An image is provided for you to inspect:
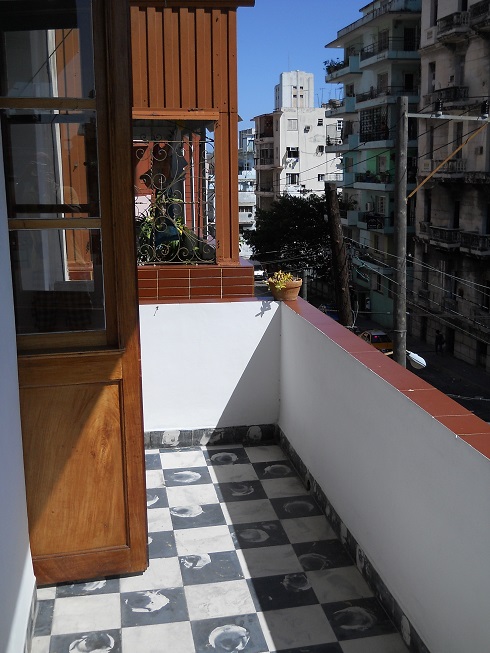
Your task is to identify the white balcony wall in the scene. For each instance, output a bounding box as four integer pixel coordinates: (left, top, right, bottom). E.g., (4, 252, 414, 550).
(140, 302, 281, 431)
(140, 298, 490, 651)
(0, 135, 36, 653)
(279, 303, 490, 653)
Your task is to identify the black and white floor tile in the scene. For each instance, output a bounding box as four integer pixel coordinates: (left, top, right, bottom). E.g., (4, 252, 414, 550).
(32, 444, 409, 653)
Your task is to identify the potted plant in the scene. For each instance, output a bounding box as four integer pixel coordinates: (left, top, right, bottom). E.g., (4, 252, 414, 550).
(267, 270, 303, 301)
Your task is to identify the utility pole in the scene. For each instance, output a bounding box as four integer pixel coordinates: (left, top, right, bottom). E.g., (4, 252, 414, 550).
(325, 182, 353, 327)
(393, 96, 408, 367)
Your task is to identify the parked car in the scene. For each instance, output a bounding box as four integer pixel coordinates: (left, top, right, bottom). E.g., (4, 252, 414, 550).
(252, 262, 265, 281)
(359, 329, 393, 353)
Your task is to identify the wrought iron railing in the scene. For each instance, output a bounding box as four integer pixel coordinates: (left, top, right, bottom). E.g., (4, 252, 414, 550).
(360, 36, 419, 61)
(134, 123, 216, 265)
(424, 86, 469, 104)
(356, 85, 418, 102)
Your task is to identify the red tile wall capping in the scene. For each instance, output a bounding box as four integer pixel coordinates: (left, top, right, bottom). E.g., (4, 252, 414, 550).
(286, 298, 490, 459)
(137, 260, 254, 301)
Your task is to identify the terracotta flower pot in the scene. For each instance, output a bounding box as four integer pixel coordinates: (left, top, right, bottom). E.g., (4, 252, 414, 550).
(268, 279, 303, 301)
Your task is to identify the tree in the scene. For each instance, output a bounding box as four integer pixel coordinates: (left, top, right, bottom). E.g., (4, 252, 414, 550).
(244, 194, 330, 274)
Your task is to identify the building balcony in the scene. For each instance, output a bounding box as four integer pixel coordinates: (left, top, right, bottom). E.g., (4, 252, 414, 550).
(334, 0, 422, 40)
(437, 10, 470, 41)
(470, 0, 490, 30)
(355, 85, 419, 105)
(460, 231, 490, 256)
(341, 208, 360, 226)
(32, 295, 490, 652)
(423, 86, 469, 108)
(255, 185, 275, 195)
(419, 158, 467, 179)
(354, 172, 394, 191)
(360, 37, 420, 62)
(429, 225, 461, 249)
(325, 54, 361, 82)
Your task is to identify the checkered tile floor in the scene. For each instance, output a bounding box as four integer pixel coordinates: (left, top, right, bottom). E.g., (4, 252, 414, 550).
(32, 444, 408, 652)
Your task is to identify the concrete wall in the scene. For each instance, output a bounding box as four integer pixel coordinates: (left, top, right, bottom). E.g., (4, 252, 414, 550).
(278, 303, 490, 653)
(140, 301, 281, 431)
(0, 136, 36, 653)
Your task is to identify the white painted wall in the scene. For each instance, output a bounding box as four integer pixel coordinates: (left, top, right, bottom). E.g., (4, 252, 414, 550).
(0, 136, 36, 653)
(140, 301, 281, 431)
(278, 304, 490, 653)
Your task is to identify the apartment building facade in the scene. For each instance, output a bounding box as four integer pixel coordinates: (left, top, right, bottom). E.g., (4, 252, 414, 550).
(254, 71, 341, 212)
(238, 127, 256, 256)
(411, 0, 490, 368)
(325, 0, 421, 326)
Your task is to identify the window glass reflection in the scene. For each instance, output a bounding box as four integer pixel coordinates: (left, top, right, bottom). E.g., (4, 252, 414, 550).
(0, 0, 94, 99)
(2, 110, 99, 217)
(10, 228, 105, 334)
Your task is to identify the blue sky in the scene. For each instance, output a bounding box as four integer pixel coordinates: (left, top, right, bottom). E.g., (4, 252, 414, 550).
(237, 1, 363, 130)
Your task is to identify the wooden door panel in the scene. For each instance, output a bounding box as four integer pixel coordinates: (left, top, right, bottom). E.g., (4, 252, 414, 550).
(18, 350, 147, 585)
(21, 382, 126, 555)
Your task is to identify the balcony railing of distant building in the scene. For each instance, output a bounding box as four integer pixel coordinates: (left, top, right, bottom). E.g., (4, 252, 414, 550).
(355, 171, 393, 184)
(359, 127, 396, 142)
(437, 10, 469, 36)
(424, 86, 469, 105)
(337, 0, 422, 39)
(432, 158, 467, 174)
(360, 36, 419, 61)
(255, 158, 274, 166)
(419, 225, 461, 246)
(460, 232, 490, 254)
(255, 184, 274, 193)
(470, 0, 490, 25)
(356, 85, 418, 103)
(325, 59, 349, 75)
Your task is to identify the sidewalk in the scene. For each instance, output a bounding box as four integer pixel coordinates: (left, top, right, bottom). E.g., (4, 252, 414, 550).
(356, 314, 490, 423)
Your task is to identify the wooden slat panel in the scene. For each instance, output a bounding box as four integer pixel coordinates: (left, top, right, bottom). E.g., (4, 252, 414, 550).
(163, 7, 181, 107)
(18, 350, 124, 387)
(212, 9, 226, 111)
(179, 8, 196, 108)
(228, 10, 238, 114)
(196, 8, 213, 108)
(147, 6, 164, 107)
(131, 6, 149, 108)
(22, 382, 127, 555)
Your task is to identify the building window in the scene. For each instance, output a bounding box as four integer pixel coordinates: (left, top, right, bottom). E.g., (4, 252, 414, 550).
(317, 145, 325, 154)
(288, 119, 298, 130)
(318, 174, 325, 182)
(286, 147, 299, 158)
(286, 173, 299, 185)
(317, 119, 323, 127)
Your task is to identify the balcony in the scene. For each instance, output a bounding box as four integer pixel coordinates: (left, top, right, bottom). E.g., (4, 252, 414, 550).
(354, 171, 394, 189)
(429, 226, 461, 249)
(325, 55, 361, 82)
(437, 11, 470, 41)
(432, 158, 467, 179)
(335, 0, 422, 40)
(460, 231, 490, 256)
(360, 36, 419, 62)
(423, 85, 469, 107)
(356, 85, 419, 104)
(470, 0, 490, 31)
(31, 297, 490, 652)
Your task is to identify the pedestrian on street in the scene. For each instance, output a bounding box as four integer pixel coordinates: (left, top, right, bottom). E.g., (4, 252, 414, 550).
(435, 329, 445, 355)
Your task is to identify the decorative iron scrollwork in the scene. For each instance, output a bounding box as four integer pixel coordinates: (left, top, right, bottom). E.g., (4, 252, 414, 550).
(134, 121, 216, 264)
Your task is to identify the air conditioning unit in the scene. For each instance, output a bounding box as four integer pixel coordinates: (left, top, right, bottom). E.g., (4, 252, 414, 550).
(365, 202, 374, 212)
(421, 159, 432, 172)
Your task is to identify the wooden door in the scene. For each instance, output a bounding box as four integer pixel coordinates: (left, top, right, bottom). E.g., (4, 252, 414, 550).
(0, 0, 148, 585)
